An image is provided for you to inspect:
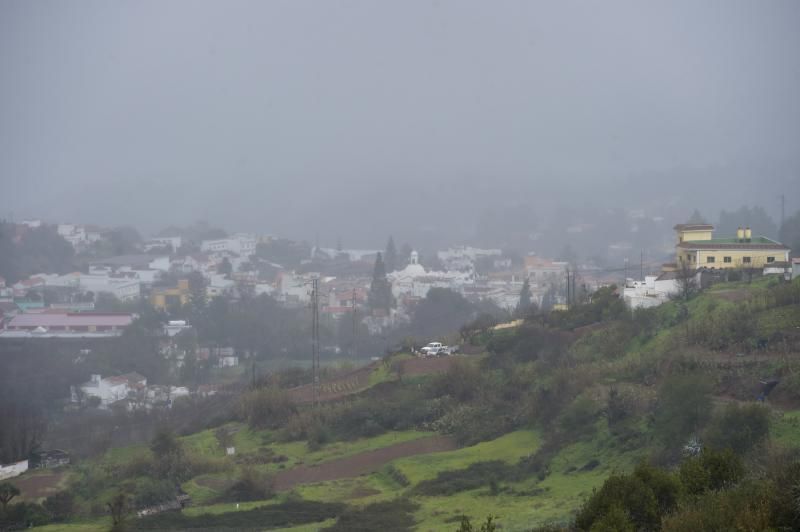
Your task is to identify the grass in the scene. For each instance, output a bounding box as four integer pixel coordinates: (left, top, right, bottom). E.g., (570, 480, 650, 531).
(393, 430, 541, 484)
(34, 520, 110, 532)
(771, 409, 800, 447)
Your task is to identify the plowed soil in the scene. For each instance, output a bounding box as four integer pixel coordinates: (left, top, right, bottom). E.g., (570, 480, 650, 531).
(273, 435, 456, 491)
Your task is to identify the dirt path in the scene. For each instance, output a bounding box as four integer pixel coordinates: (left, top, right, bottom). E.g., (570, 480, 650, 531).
(273, 435, 456, 491)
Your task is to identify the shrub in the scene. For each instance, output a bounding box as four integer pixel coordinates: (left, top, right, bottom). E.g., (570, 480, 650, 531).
(575, 473, 660, 531)
(558, 395, 598, 439)
(575, 462, 679, 531)
(679, 448, 744, 496)
(413, 461, 513, 496)
(42, 491, 75, 522)
(134, 500, 345, 530)
(385, 464, 410, 487)
(238, 387, 296, 429)
(220, 468, 274, 502)
(704, 403, 769, 455)
(322, 499, 418, 532)
(129, 478, 176, 509)
(653, 374, 713, 449)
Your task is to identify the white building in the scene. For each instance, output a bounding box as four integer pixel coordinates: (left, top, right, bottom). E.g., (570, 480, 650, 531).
(78, 373, 147, 408)
(388, 251, 472, 299)
(201, 234, 257, 258)
(46, 272, 141, 301)
(622, 272, 686, 309)
(206, 274, 235, 298)
(143, 236, 182, 253)
(437, 246, 502, 272)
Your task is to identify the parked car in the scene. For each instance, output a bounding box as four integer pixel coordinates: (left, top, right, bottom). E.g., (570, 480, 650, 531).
(420, 342, 443, 356)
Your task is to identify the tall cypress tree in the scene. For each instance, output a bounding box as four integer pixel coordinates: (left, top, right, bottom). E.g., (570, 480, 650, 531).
(384, 236, 398, 273)
(516, 278, 533, 316)
(368, 252, 393, 313)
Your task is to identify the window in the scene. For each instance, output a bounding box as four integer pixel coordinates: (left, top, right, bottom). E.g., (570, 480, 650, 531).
(767, 257, 775, 263)
(707, 256, 715, 263)
(724, 257, 732, 263)
(743, 257, 751, 263)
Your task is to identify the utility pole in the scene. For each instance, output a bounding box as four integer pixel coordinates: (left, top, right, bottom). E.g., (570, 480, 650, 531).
(565, 267, 571, 308)
(572, 268, 578, 305)
(351, 288, 357, 358)
(311, 278, 320, 407)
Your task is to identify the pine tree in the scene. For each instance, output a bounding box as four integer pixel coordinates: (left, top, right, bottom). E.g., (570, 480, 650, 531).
(384, 236, 398, 273)
(368, 252, 393, 313)
(687, 209, 706, 224)
(516, 278, 533, 316)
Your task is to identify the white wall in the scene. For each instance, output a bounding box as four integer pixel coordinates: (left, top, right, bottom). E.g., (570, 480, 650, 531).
(0, 460, 29, 480)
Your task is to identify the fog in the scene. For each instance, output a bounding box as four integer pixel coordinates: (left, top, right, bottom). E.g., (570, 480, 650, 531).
(2, 0, 799, 246)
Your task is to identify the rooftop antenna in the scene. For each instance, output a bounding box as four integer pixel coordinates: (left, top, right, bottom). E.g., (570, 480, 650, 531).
(780, 194, 785, 229)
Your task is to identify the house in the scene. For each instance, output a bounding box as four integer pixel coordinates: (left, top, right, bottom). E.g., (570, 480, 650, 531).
(79, 372, 147, 407)
(163, 320, 192, 337)
(622, 272, 688, 309)
(30, 449, 70, 469)
(143, 236, 182, 253)
(673, 224, 789, 270)
(3, 311, 134, 337)
(524, 256, 568, 284)
(200, 234, 257, 258)
(218, 355, 239, 368)
(150, 279, 191, 310)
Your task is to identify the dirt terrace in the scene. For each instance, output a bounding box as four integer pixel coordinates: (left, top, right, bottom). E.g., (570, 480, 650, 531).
(273, 435, 456, 491)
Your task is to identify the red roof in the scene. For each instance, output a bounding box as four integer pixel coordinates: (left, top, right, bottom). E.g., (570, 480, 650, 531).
(8, 313, 134, 328)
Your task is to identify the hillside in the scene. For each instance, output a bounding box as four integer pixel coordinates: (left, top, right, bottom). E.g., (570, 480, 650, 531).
(13, 276, 800, 531)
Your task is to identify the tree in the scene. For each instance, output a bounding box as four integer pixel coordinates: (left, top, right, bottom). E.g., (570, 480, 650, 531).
(218, 257, 233, 276)
(107, 492, 129, 530)
(653, 374, 713, 449)
(368, 253, 393, 313)
(717, 206, 778, 240)
(515, 278, 533, 317)
(779, 209, 800, 257)
(687, 209, 707, 224)
(0, 483, 20, 512)
(42, 491, 75, 522)
(384, 236, 398, 273)
(674, 260, 698, 302)
(409, 288, 475, 340)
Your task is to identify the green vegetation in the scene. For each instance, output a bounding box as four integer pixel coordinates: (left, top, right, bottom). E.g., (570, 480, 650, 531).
(8, 276, 800, 530)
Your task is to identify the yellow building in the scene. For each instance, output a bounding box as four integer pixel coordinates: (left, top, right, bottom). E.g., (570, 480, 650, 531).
(150, 279, 191, 310)
(674, 223, 789, 270)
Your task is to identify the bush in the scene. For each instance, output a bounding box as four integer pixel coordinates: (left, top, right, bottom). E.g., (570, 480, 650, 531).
(413, 461, 513, 496)
(704, 403, 769, 455)
(134, 500, 345, 530)
(220, 469, 274, 503)
(653, 374, 713, 449)
(42, 491, 75, 522)
(130, 478, 176, 508)
(679, 448, 744, 496)
(575, 463, 680, 531)
(558, 395, 598, 439)
(238, 388, 296, 429)
(322, 499, 418, 532)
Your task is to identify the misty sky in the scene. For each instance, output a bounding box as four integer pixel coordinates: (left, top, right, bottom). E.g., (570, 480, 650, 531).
(2, 1, 799, 246)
